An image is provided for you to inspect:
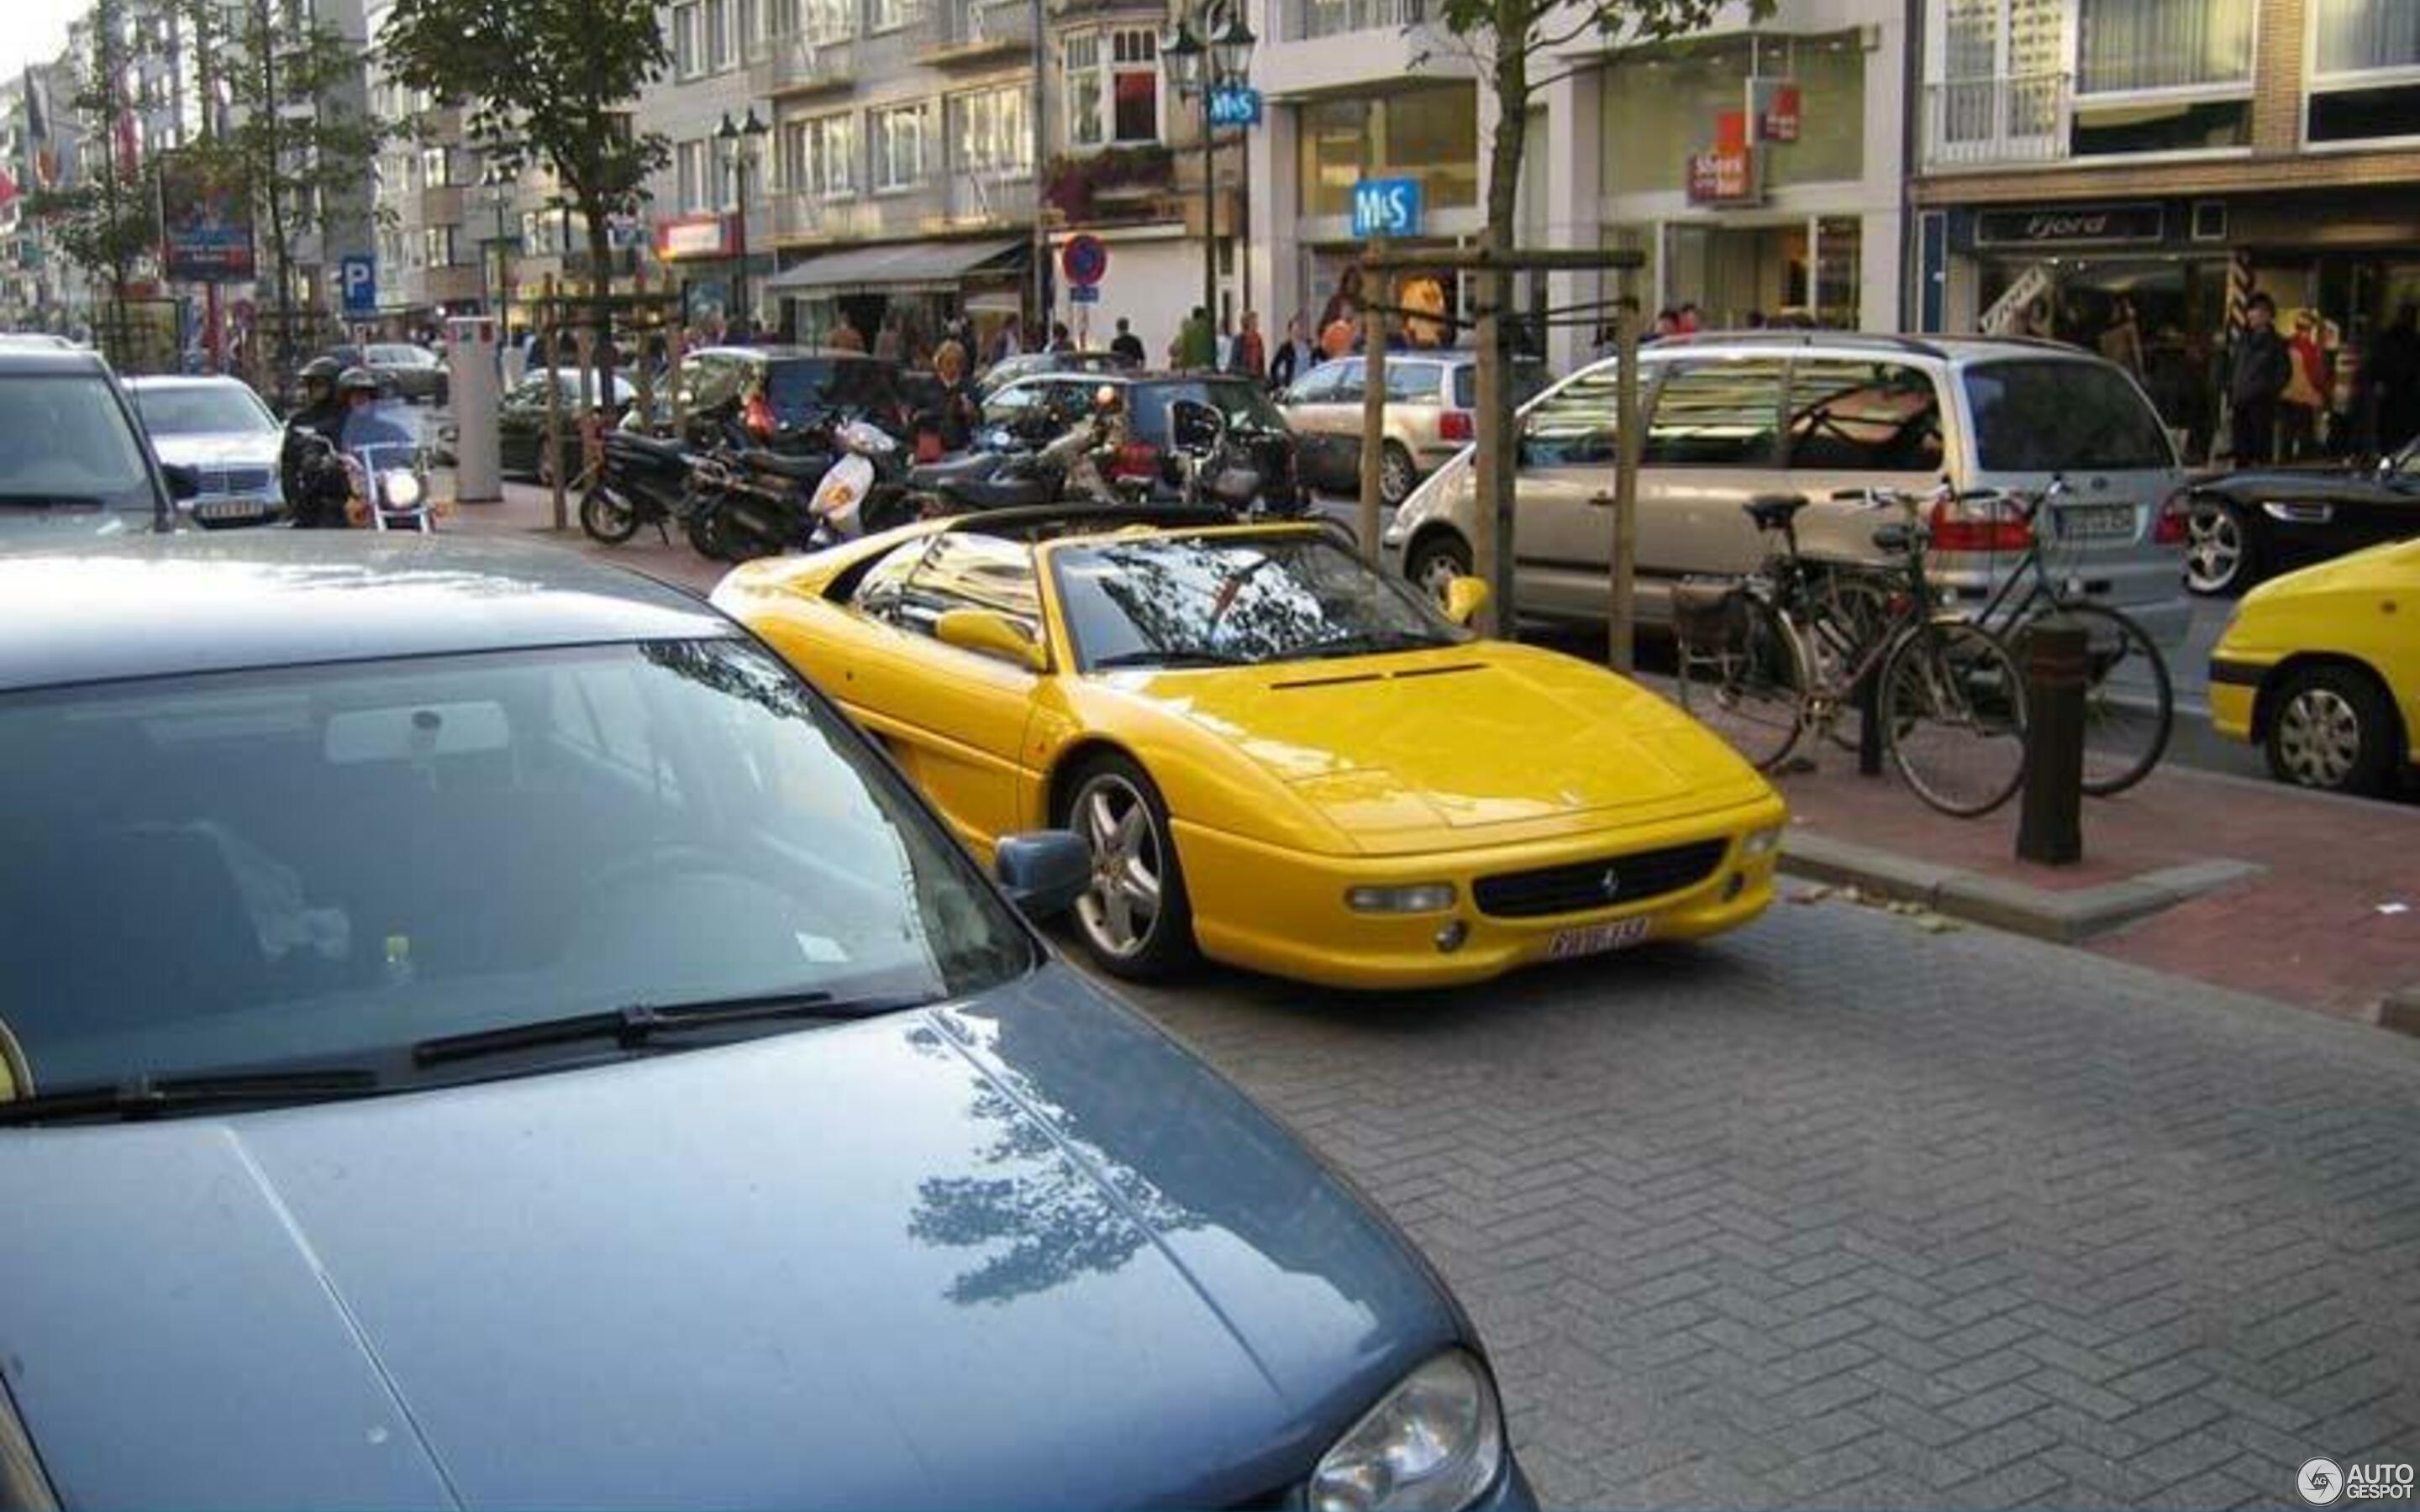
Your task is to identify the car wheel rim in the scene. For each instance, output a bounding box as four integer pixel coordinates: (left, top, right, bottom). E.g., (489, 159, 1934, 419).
(1415, 550, 1463, 604)
(1381, 449, 1413, 505)
(2277, 688, 2361, 788)
(1074, 777, 1162, 958)
(2186, 507, 2240, 591)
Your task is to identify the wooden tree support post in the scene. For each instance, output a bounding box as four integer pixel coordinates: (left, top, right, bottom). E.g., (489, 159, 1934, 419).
(1357, 239, 1388, 565)
(540, 275, 565, 532)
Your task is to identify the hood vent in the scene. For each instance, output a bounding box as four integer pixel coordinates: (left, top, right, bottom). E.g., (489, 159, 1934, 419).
(1269, 671, 1383, 690)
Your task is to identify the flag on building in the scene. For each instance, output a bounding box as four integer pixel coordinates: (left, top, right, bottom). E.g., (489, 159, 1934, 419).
(22, 66, 54, 188)
(0, 169, 18, 211)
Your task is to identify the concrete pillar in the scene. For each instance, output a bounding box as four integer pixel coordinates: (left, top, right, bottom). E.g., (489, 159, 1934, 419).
(1543, 68, 1602, 373)
(1251, 88, 1302, 343)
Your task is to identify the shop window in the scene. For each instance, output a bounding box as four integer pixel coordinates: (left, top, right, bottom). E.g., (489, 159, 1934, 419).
(1297, 81, 1476, 218)
(1642, 360, 1786, 467)
(1785, 361, 1943, 474)
(1601, 33, 1865, 197)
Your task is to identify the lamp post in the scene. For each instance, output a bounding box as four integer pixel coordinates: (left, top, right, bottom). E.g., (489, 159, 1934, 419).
(717, 108, 769, 333)
(1160, 3, 1255, 349)
(478, 160, 517, 338)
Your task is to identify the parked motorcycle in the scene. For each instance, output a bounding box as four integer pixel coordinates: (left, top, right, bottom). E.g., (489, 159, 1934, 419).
(579, 430, 697, 545)
(681, 442, 835, 561)
(802, 417, 918, 547)
(903, 393, 1145, 517)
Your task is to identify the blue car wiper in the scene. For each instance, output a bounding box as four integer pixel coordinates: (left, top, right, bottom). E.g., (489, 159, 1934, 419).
(413, 990, 920, 1068)
(0, 1067, 381, 1126)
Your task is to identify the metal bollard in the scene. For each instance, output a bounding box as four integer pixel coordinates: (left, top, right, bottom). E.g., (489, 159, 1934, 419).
(2017, 617, 2089, 866)
(1856, 665, 1885, 778)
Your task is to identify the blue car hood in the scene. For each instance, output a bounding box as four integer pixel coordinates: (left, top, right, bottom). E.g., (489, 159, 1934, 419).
(0, 964, 1460, 1509)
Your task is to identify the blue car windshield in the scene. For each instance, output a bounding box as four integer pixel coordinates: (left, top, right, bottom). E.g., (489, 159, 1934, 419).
(0, 639, 1033, 1090)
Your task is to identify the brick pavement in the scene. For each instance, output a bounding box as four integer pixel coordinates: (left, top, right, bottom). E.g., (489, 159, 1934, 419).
(1109, 905, 2420, 1510)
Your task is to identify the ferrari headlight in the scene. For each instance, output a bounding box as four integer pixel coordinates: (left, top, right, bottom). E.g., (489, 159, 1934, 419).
(1741, 825, 1784, 857)
(381, 469, 424, 508)
(1346, 883, 1456, 914)
(1309, 1351, 1504, 1512)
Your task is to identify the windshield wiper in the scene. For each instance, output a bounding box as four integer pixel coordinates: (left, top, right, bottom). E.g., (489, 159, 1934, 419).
(0, 1067, 381, 1126)
(1088, 648, 1255, 669)
(413, 990, 918, 1068)
(1295, 630, 1455, 660)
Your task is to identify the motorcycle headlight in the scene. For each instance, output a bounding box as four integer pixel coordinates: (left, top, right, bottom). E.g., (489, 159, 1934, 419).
(1308, 1352, 1505, 1512)
(381, 470, 424, 508)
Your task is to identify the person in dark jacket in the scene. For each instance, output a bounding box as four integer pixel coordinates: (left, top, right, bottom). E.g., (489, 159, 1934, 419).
(2228, 293, 2291, 466)
(1109, 318, 1146, 366)
(2367, 302, 2420, 456)
(1266, 315, 1316, 391)
(279, 356, 350, 528)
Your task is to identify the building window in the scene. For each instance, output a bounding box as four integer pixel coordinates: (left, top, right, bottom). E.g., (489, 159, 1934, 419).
(2068, 0, 2254, 153)
(872, 103, 929, 190)
(1109, 29, 1159, 143)
(871, 0, 912, 33)
(676, 139, 713, 212)
(736, 0, 760, 54)
(2309, 0, 2420, 143)
(1064, 33, 1103, 148)
(673, 3, 702, 75)
(784, 112, 856, 195)
(950, 84, 1031, 177)
(704, 0, 732, 71)
(1297, 81, 1476, 217)
(2314, 0, 2420, 74)
(423, 225, 457, 267)
(769, 0, 798, 34)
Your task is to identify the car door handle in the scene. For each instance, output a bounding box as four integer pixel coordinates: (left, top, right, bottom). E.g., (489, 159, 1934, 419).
(1587, 491, 1617, 507)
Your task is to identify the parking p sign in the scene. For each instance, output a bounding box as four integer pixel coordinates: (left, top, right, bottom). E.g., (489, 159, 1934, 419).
(1350, 177, 1422, 240)
(339, 255, 377, 317)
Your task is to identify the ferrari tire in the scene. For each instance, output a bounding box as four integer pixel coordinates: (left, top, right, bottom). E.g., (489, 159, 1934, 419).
(1060, 754, 1198, 980)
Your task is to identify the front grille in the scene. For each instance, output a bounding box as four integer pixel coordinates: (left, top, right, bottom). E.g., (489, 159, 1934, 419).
(1472, 838, 1729, 920)
(197, 465, 275, 496)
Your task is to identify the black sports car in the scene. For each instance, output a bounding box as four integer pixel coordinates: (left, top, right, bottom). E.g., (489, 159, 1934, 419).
(2182, 439, 2420, 595)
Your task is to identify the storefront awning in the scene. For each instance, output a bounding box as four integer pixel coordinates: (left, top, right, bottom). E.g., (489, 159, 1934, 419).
(765, 239, 1023, 296)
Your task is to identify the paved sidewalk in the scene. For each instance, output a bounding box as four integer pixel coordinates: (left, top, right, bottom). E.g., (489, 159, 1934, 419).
(446, 482, 728, 596)
(1770, 753, 2420, 1026)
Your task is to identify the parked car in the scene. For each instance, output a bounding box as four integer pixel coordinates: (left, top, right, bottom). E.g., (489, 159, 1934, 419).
(716, 506, 1786, 989)
(0, 333, 80, 350)
(0, 533, 1533, 1512)
(2179, 437, 2420, 596)
(498, 368, 638, 484)
(0, 345, 190, 538)
(1386, 333, 2194, 649)
(124, 375, 287, 528)
(982, 371, 1302, 508)
(673, 345, 909, 440)
(366, 342, 450, 406)
(1279, 353, 1550, 505)
(2208, 536, 2419, 796)
(976, 349, 1139, 398)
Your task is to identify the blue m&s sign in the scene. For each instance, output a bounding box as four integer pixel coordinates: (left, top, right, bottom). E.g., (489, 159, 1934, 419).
(1350, 177, 1422, 239)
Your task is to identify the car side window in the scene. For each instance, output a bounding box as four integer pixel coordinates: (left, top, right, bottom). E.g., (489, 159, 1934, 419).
(1287, 365, 1338, 404)
(682, 354, 739, 412)
(1328, 360, 1366, 405)
(1642, 360, 1787, 467)
(897, 534, 1043, 646)
(1518, 366, 1622, 468)
(1785, 360, 1944, 474)
(1386, 362, 1440, 404)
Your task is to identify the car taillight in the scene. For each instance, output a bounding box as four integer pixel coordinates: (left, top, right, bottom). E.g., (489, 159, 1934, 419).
(1928, 496, 2033, 553)
(1439, 409, 1474, 443)
(2153, 490, 2190, 546)
(744, 391, 776, 440)
(1112, 441, 1161, 480)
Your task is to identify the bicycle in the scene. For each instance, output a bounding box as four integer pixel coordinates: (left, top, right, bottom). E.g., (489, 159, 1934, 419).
(1964, 475, 2174, 797)
(1673, 483, 2031, 819)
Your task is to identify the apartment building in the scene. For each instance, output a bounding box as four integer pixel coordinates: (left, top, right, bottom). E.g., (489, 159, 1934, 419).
(365, 0, 483, 327)
(1912, 0, 2420, 458)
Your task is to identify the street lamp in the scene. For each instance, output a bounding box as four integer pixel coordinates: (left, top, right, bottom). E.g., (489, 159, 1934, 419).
(717, 107, 769, 333)
(1160, 4, 1254, 353)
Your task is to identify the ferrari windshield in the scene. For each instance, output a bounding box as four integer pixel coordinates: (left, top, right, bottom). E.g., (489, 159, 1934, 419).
(1054, 533, 1469, 669)
(0, 638, 1032, 1094)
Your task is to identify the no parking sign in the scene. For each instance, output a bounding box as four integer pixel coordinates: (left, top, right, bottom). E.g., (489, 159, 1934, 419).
(1060, 235, 1108, 289)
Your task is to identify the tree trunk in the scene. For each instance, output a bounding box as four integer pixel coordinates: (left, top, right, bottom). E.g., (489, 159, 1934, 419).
(586, 202, 618, 392)
(260, 0, 295, 376)
(1472, 29, 1528, 635)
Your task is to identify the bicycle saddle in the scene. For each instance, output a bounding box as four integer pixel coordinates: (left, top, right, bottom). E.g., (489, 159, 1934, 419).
(1743, 493, 1810, 530)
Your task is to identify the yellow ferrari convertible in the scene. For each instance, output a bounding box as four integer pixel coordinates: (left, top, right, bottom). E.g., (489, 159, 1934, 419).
(713, 508, 1788, 990)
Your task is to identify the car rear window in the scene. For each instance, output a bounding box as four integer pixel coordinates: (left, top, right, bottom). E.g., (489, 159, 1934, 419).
(1453, 359, 1549, 411)
(1963, 360, 2174, 472)
(1128, 379, 1287, 441)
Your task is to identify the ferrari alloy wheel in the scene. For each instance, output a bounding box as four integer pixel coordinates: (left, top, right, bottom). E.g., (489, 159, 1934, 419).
(2185, 500, 2255, 596)
(1379, 442, 1417, 507)
(2267, 665, 2398, 796)
(1063, 757, 1197, 979)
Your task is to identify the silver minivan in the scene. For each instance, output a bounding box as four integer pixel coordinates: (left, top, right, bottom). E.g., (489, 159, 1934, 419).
(1383, 333, 2194, 649)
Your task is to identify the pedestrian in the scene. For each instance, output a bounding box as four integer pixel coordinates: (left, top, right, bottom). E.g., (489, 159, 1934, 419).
(829, 312, 866, 352)
(1175, 305, 1216, 371)
(873, 310, 903, 362)
(2097, 295, 2144, 379)
(1744, 308, 1768, 331)
(2228, 292, 2291, 467)
(2280, 311, 2328, 461)
(1318, 265, 1363, 337)
(928, 339, 979, 451)
(1050, 320, 1072, 353)
(1676, 302, 1701, 334)
(1650, 308, 1681, 342)
(1268, 315, 1314, 390)
(990, 315, 1023, 365)
(2368, 302, 2420, 455)
(1318, 309, 1355, 360)
(1230, 310, 1267, 381)
(1109, 317, 1146, 366)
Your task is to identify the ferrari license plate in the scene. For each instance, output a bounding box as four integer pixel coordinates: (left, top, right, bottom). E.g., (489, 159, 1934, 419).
(2056, 503, 2135, 538)
(1546, 916, 1653, 960)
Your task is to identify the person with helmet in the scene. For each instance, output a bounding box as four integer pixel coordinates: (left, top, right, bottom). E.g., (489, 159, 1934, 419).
(280, 355, 350, 528)
(334, 367, 422, 528)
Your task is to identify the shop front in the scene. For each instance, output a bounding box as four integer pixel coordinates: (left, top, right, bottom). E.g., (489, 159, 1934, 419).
(1925, 189, 2420, 463)
(761, 237, 1028, 356)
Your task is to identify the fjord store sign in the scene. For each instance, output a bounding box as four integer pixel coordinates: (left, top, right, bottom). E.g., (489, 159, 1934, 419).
(1974, 203, 2167, 248)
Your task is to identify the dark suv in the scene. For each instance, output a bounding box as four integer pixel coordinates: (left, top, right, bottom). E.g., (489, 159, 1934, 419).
(981, 371, 1301, 507)
(0, 347, 186, 539)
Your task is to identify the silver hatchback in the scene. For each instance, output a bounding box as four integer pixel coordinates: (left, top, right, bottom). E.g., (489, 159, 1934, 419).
(1385, 333, 2194, 649)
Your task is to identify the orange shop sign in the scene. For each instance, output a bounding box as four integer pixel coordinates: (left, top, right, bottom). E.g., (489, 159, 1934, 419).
(655, 214, 734, 262)
(1686, 144, 1761, 206)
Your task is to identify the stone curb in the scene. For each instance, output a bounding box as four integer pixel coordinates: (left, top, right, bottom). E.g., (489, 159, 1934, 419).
(2381, 983, 2420, 1040)
(1777, 832, 2266, 945)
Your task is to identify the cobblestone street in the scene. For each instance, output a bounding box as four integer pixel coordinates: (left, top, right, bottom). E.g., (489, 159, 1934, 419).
(1106, 901, 2420, 1509)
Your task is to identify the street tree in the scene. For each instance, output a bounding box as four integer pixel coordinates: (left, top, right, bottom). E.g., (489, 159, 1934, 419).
(1418, 0, 1772, 633)
(171, 0, 388, 372)
(29, 0, 157, 351)
(376, 0, 671, 386)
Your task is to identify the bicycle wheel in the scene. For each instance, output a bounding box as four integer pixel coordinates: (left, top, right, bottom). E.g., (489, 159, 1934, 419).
(2028, 604, 2171, 797)
(1881, 621, 2029, 817)
(1675, 588, 1805, 773)
(1808, 568, 1899, 753)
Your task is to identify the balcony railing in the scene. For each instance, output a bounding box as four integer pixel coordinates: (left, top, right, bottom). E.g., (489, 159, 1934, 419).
(1288, 0, 1424, 42)
(1923, 73, 2071, 171)
(748, 29, 859, 95)
(768, 171, 1034, 243)
(923, 0, 1034, 58)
